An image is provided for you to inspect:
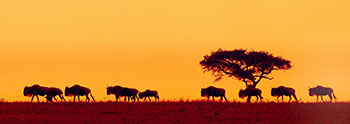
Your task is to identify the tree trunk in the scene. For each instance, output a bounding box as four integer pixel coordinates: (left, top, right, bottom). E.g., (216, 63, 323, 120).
(252, 82, 258, 88)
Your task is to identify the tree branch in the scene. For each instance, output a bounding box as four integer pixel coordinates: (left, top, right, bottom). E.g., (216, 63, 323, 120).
(263, 67, 275, 75)
(254, 75, 274, 80)
(216, 66, 235, 75)
(243, 78, 248, 87)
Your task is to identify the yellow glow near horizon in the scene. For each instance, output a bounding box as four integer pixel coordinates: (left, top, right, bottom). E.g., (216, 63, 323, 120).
(0, 0, 350, 102)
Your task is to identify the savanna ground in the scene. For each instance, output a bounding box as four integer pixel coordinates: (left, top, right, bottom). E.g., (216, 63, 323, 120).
(0, 101, 349, 124)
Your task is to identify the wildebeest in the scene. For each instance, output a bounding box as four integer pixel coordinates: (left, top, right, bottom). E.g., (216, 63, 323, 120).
(309, 86, 336, 102)
(107, 85, 124, 101)
(120, 87, 139, 102)
(46, 87, 66, 102)
(106, 85, 139, 102)
(139, 89, 159, 102)
(65, 85, 95, 102)
(23, 85, 65, 102)
(271, 86, 298, 102)
(239, 87, 263, 103)
(201, 86, 227, 101)
(24, 85, 50, 102)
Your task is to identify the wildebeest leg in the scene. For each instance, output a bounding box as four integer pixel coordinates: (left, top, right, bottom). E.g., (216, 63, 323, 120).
(247, 96, 251, 103)
(259, 95, 263, 102)
(220, 96, 223, 101)
(212, 96, 215, 101)
(36, 95, 40, 102)
(328, 94, 333, 102)
(321, 96, 324, 102)
(127, 96, 130, 102)
(207, 96, 209, 101)
(288, 96, 292, 102)
(53, 96, 58, 101)
(30, 95, 35, 102)
(135, 96, 139, 101)
(73, 95, 76, 102)
(90, 93, 95, 101)
(293, 94, 298, 102)
(276, 96, 280, 103)
(124, 96, 127, 102)
(60, 95, 66, 102)
(255, 96, 259, 102)
(78, 96, 80, 101)
(316, 95, 319, 102)
(115, 95, 119, 102)
(223, 96, 228, 102)
(281, 96, 284, 102)
(85, 95, 90, 102)
(148, 96, 151, 102)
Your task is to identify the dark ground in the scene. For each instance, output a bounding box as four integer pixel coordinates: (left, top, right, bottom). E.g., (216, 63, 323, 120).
(0, 102, 349, 124)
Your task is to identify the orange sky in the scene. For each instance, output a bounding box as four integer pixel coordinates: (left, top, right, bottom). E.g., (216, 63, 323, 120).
(0, 0, 350, 102)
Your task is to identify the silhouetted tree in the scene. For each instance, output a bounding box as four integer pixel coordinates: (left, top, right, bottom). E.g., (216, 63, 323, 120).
(200, 49, 291, 88)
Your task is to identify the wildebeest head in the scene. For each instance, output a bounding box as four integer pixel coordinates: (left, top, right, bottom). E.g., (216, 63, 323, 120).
(107, 86, 123, 95)
(23, 86, 32, 97)
(309, 88, 316, 96)
(239, 89, 246, 98)
(65, 87, 72, 96)
(201, 88, 208, 97)
(138, 92, 144, 99)
(271, 88, 278, 97)
(106, 87, 114, 95)
(45, 95, 53, 102)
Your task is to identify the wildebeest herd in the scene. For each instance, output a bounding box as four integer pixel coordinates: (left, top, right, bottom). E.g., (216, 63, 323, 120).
(201, 85, 336, 103)
(24, 84, 335, 103)
(23, 84, 159, 102)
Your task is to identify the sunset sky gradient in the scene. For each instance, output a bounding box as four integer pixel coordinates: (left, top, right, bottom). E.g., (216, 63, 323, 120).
(1, 0, 350, 102)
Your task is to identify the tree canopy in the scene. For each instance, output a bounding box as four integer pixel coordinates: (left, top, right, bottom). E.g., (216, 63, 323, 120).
(200, 49, 292, 88)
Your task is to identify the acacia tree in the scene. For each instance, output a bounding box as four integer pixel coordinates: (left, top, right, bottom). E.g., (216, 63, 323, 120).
(200, 49, 291, 88)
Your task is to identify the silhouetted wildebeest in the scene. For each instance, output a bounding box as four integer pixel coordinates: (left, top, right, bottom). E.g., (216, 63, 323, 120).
(106, 85, 139, 102)
(201, 86, 227, 101)
(271, 86, 298, 102)
(139, 89, 159, 102)
(309, 86, 336, 102)
(47, 87, 66, 102)
(121, 87, 139, 102)
(65, 85, 95, 102)
(107, 85, 125, 101)
(239, 87, 263, 103)
(23, 84, 65, 102)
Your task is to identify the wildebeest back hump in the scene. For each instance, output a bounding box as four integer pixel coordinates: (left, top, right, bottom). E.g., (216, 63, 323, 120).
(80, 87, 91, 95)
(213, 88, 225, 96)
(50, 87, 63, 94)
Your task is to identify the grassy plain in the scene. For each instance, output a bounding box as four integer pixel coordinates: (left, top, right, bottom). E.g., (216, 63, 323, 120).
(0, 102, 349, 124)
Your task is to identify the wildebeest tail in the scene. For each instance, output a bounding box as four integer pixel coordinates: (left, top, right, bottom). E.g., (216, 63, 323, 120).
(332, 91, 337, 99)
(90, 93, 96, 101)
